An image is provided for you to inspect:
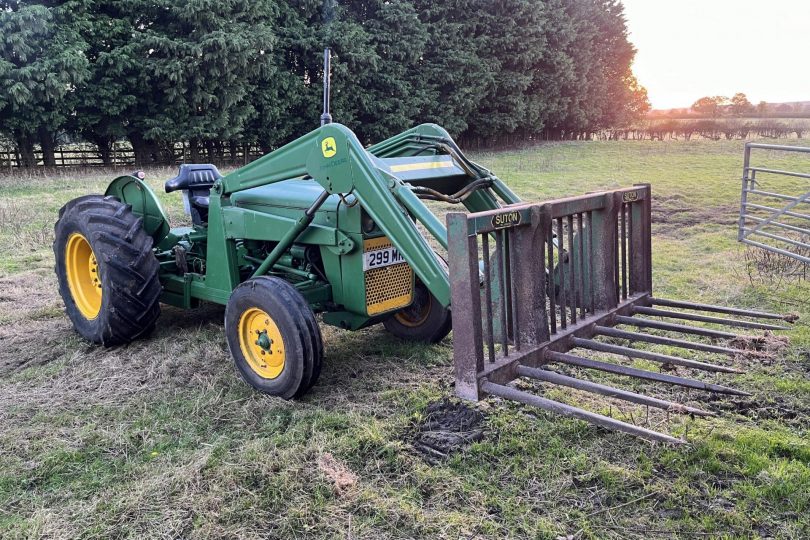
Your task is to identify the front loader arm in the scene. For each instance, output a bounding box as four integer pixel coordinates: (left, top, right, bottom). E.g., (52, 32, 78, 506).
(216, 123, 452, 306)
(367, 123, 523, 208)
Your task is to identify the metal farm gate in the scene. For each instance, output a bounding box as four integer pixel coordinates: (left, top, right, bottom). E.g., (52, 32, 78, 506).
(738, 142, 810, 264)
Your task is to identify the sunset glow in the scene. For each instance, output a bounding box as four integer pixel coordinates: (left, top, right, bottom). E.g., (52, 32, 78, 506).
(621, 0, 810, 109)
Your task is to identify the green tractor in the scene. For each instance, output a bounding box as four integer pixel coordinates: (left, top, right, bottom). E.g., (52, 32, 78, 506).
(55, 51, 795, 441)
(54, 51, 521, 398)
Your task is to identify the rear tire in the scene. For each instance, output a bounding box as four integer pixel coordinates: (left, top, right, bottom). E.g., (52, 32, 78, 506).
(383, 281, 451, 343)
(54, 195, 162, 345)
(225, 277, 323, 398)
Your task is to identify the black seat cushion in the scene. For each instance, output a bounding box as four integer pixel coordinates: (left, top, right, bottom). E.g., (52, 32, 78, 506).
(191, 195, 210, 208)
(164, 164, 223, 193)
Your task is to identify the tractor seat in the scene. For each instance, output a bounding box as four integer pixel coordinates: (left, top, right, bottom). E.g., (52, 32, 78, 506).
(164, 164, 223, 195)
(164, 164, 223, 225)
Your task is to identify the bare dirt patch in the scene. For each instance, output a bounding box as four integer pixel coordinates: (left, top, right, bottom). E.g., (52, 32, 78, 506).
(411, 399, 485, 464)
(317, 452, 358, 495)
(651, 194, 738, 238)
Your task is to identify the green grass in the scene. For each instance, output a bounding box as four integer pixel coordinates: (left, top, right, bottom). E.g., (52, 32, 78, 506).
(1, 139, 809, 539)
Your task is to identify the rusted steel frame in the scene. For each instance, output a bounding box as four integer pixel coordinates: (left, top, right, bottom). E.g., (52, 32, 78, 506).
(465, 204, 534, 235)
(614, 202, 621, 303)
(481, 233, 495, 363)
(594, 325, 740, 356)
(544, 186, 647, 219)
(480, 380, 682, 444)
(516, 365, 714, 417)
(577, 212, 586, 319)
(478, 293, 649, 385)
(591, 191, 620, 311)
(503, 228, 516, 352)
(546, 350, 750, 396)
(571, 336, 740, 373)
(587, 210, 595, 314)
(614, 315, 741, 340)
(557, 217, 567, 329)
(650, 297, 785, 321)
(447, 212, 484, 400)
(567, 214, 577, 324)
(630, 184, 653, 294)
(620, 201, 628, 299)
(547, 225, 557, 334)
(494, 230, 510, 354)
(509, 206, 550, 350)
(632, 306, 789, 331)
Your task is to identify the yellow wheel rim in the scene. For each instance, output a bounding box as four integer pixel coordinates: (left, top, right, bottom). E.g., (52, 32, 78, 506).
(238, 307, 286, 379)
(65, 233, 102, 320)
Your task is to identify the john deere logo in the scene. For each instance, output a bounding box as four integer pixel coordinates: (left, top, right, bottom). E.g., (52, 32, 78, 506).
(622, 191, 639, 203)
(491, 210, 522, 229)
(321, 137, 337, 158)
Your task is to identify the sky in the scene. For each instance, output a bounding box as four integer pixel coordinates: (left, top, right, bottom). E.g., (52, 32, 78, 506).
(620, 0, 810, 109)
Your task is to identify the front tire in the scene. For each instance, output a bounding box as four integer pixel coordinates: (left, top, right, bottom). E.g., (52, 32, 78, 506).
(54, 195, 162, 345)
(383, 281, 451, 343)
(225, 277, 323, 398)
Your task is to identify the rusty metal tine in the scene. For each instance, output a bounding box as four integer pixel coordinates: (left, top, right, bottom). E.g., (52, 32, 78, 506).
(594, 325, 740, 356)
(547, 350, 751, 396)
(571, 336, 741, 373)
(547, 227, 557, 334)
(568, 214, 577, 324)
(516, 365, 715, 417)
(481, 380, 683, 444)
(577, 212, 586, 318)
(633, 306, 790, 331)
(481, 233, 495, 363)
(557, 217, 567, 329)
(615, 315, 740, 340)
(495, 230, 509, 355)
(650, 298, 786, 321)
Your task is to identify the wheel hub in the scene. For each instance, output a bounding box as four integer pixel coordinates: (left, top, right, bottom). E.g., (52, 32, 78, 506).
(238, 308, 286, 379)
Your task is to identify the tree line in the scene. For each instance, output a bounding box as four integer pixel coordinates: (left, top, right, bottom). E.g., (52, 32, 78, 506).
(0, 0, 649, 168)
(651, 93, 810, 119)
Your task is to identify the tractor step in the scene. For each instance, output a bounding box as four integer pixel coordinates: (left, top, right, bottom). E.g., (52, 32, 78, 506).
(446, 185, 795, 444)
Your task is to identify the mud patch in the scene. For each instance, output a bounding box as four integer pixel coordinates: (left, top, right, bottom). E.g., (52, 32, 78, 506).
(651, 194, 737, 238)
(700, 395, 809, 427)
(412, 399, 485, 464)
(730, 331, 790, 365)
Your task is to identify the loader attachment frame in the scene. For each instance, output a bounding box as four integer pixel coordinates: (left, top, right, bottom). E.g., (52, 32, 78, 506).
(447, 185, 793, 444)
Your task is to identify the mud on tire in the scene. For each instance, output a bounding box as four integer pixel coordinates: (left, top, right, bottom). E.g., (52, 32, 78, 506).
(54, 195, 162, 346)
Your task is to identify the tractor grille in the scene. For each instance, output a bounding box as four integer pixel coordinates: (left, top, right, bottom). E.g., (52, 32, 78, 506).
(363, 237, 414, 316)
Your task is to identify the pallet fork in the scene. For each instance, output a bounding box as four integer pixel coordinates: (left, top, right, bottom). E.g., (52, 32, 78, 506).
(447, 185, 794, 444)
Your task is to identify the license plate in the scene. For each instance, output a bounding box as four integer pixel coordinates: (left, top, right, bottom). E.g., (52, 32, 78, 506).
(364, 246, 406, 271)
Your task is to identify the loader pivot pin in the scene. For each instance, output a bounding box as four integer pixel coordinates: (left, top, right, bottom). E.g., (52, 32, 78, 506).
(446, 185, 796, 444)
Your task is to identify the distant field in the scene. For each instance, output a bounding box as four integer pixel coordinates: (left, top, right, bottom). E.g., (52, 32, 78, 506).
(1, 139, 808, 539)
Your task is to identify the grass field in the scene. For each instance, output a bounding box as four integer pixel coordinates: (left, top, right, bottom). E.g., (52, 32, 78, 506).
(1, 139, 809, 539)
